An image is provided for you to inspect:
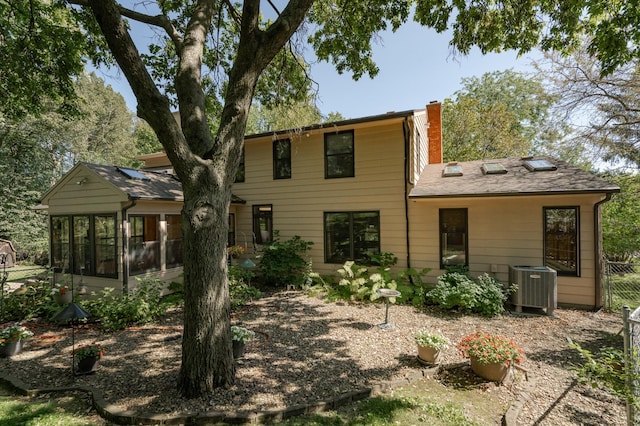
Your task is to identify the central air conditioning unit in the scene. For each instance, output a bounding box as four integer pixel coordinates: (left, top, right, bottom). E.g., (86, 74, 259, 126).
(509, 265, 557, 316)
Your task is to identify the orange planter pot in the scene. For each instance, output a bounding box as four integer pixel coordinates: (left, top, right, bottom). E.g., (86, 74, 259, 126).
(470, 357, 510, 382)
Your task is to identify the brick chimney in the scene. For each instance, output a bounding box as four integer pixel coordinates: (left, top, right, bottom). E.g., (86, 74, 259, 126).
(426, 101, 443, 164)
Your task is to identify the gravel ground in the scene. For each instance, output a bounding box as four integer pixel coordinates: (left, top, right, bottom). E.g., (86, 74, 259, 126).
(0, 291, 627, 425)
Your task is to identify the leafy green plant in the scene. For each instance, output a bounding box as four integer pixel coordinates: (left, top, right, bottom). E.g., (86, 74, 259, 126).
(0, 279, 59, 323)
(427, 271, 514, 316)
(228, 265, 261, 310)
(457, 331, 524, 365)
(568, 338, 639, 409)
(74, 342, 106, 361)
(80, 278, 168, 330)
(231, 325, 255, 343)
(258, 232, 313, 288)
(396, 267, 434, 307)
(0, 323, 34, 345)
(414, 329, 450, 350)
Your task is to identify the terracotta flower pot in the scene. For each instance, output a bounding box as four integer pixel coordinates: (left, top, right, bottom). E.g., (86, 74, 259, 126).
(470, 357, 510, 382)
(0, 340, 23, 358)
(417, 345, 441, 365)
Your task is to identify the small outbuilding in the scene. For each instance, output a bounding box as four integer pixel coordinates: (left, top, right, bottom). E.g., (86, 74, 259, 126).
(0, 239, 17, 268)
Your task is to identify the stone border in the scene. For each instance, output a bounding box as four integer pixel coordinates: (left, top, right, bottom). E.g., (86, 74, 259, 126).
(1, 363, 535, 425)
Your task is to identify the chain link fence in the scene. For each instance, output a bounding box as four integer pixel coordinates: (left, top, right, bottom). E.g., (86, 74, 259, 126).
(623, 306, 640, 425)
(605, 261, 640, 311)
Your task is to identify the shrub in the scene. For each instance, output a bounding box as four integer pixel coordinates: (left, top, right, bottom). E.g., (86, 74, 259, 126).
(81, 278, 168, 330)
(0, 279, 59, 323)
(228, 265, 261, 310)
(258, 232, 313, 288)
(427, 271, 514, 316)
(396, 267, 433, 307)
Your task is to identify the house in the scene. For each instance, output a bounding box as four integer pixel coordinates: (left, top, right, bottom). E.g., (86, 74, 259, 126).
(40, 102, 619, 308)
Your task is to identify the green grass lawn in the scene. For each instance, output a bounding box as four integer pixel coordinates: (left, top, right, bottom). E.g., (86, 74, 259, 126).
(0, 384, 110, 426)
(0, 376, 508, 426)
(2, 265, 48, 284)
(272, 377, 506, 426)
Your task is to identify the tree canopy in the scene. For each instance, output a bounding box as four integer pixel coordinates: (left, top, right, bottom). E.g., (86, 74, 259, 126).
(4, 0, 640, 398)
(537, 47, 640, 170)
(442, 69, 562, 162)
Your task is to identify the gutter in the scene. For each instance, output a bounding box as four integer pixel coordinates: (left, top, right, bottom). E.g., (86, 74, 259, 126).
(121, 197, 138, 293)
(403, 117, 412, 270)
(593, 192, 614, 309)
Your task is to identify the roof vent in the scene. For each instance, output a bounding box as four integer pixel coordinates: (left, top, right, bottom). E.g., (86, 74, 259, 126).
(482, 162, 507, 175)
(523, 159, 557, 172)
(443, 163, 463, 177)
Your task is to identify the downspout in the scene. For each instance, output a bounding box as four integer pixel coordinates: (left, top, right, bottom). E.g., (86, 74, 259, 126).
(403, 117, 412, 270)
(593, 192, 613, 309)
(121, 197, 137, 294)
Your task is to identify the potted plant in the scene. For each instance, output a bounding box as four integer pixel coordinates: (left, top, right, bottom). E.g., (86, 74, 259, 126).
(74, 342, 106, 374)
(51, 280, 72, 305)
(231, 325, 255, 359)
(0, 323, 34, 357)
(414, 329, 449, 365)
(228, 245, 246, 259)
(457, 330, 524, 382)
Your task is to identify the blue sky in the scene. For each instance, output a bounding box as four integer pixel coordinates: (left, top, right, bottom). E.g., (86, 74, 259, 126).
(97, 19, 539, 120)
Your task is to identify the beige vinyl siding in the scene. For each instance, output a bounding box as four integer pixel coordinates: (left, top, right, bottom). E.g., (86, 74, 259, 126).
(233, 119, 410, 275)
(408, 193, 605, 307)
(43, 168, 126, 213)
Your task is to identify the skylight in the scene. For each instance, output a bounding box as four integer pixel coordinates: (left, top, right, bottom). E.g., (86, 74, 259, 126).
(442, 163, 463, 177)
(523, 159, 557, 172)
(117, 167, 150, 180)
(481, 162, 507, 175)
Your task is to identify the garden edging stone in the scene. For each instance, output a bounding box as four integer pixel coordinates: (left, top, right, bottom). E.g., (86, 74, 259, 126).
(1, 364, 532, 425)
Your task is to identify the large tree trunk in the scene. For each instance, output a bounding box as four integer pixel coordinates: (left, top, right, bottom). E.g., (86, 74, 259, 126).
(178, 172, 234, 395)
(87, 0, 315, 398)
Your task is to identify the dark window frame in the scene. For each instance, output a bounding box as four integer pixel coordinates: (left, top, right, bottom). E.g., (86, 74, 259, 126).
(273, 138, 292, 179)
(253, 205, 273, 245)
(544, 206, 580, 276)
(439, 208, 469, 269)
(324, 130, 355, 179)
(50, 213, 118, 279)
(165, 214, 183, 269)
(324, 211, 380, 264)
(129, 214, 161, 276)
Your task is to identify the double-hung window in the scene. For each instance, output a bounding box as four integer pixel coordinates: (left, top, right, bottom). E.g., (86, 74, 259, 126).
(325, 130, 354, 178)
(439, 208, 468, 269)
(544, 207, 579, 276)
(273, 139, 291, 179)
(324, 211, 380, 263)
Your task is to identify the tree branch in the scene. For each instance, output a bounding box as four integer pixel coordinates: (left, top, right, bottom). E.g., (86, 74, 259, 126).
(67, 0, 183, 51)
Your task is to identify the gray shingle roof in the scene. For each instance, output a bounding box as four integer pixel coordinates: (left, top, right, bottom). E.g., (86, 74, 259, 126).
(409, 156, 620, 198)
(83, 163, 246, 204)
